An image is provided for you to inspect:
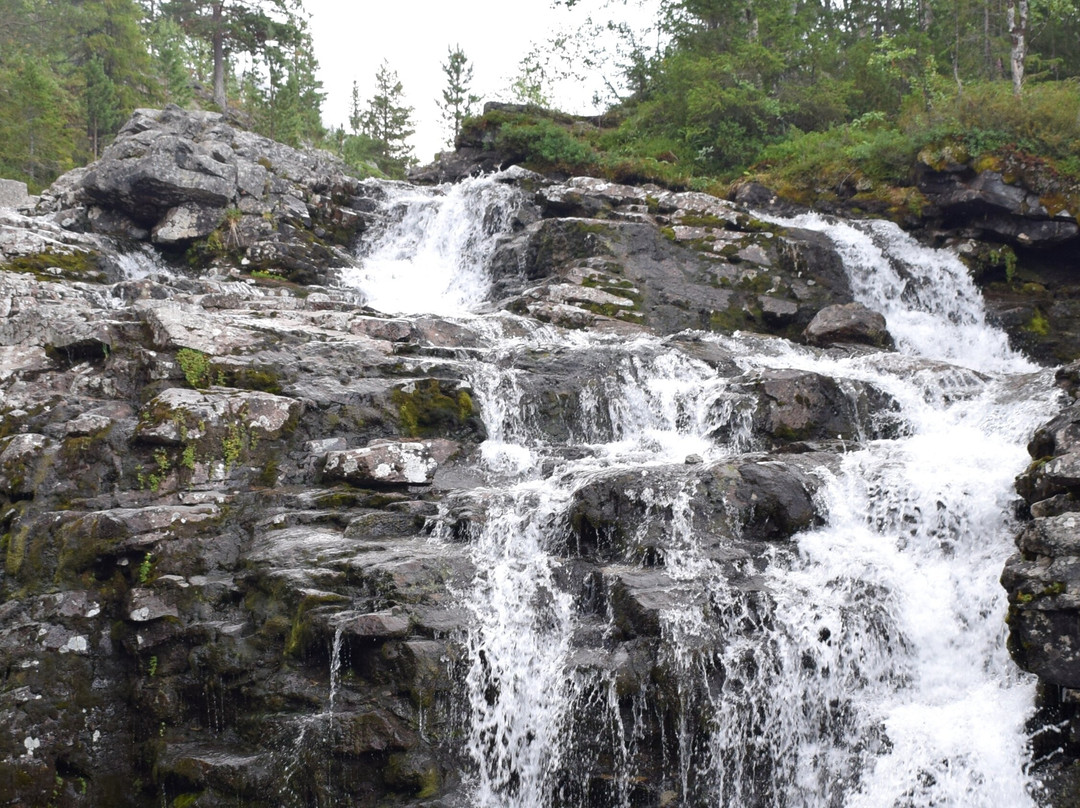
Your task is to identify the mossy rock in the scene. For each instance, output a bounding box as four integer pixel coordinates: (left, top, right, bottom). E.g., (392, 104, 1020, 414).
(2, 249, 106, 283)
(391, 379, 484, 440)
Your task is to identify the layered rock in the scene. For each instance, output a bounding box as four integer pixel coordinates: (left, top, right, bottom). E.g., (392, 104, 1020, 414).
(1004, 361, 1080, 799)
(489, 175, 856, 339)
(25, 105, 378, 284)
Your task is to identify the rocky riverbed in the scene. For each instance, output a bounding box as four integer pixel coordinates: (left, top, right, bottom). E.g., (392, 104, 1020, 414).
(2, 107, 1080, 807)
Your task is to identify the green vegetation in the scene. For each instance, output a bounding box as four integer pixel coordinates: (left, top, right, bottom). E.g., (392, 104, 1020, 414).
(345, 60, 417, 179)
(0, 0, 325, 192)
(465, 0, 1080, 205)
(222, 422, 245, 471)
(392, 380, 477, 438)
(176, 349, 214, 390)
(138, 552, 154, 585)
(2, 250, 104, 283)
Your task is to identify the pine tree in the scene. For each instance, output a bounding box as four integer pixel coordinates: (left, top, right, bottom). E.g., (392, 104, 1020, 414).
(361, 60, 415, 178)
(348, 79, 362, 135)
(149, 15, 194, 107)
(84, 57, 122, 158)
(437, 45, 480, 148)
(0, 56, 74, 188)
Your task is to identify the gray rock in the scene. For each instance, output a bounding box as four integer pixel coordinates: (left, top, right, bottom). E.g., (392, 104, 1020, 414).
(0, 178, 28, 209)
(803, 302, 893, 348)
(0, 433, 49, 496)
(152, 204, 226, 245)
(136, 387, 303, 444)
(323, 440, 451, 487)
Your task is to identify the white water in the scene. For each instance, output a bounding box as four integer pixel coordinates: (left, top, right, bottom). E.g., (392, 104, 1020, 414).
(352, 184, 1061, 807)
(338, 175, 522, 316)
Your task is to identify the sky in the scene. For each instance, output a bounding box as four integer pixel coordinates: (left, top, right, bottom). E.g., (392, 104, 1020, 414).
(304, 0, 660, 163)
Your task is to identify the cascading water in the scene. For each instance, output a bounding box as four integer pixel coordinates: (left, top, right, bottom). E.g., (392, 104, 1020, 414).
(341, 181, 1063, 807)
(338, 175, 522, 316)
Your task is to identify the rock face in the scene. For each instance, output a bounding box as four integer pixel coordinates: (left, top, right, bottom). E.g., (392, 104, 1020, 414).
(486, 175, 855, 339)
(914, 150, 1079, 249)
(28, 105, 377, 284)
(1004, 362, 1080, 796)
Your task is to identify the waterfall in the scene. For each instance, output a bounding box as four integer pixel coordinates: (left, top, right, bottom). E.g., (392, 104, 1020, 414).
(338, 174, 522, 316)
(346, 184, 1062, 807)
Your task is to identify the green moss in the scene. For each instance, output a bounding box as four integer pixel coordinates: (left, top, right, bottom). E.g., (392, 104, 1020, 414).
(4, 520, 30, 575)
(1026, 308, 1051, 336)
(392, 380, 477, 438)
(284, 591, 349, 657)
(417, 768, 440, 799)
(3, 249, 105, 283)
(677, 213, 731, 229)
(218, 366, 283, 394)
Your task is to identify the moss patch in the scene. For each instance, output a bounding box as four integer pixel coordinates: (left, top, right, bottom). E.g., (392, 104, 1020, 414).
(392, 380, 478, 439)
(2, 250, 106, 283)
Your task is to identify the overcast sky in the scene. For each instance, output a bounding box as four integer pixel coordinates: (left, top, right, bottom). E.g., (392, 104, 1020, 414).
(304, 0, 659, 163)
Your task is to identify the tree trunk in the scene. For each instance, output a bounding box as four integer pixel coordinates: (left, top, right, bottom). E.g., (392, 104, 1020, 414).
(1007, 0, 1028, 96)
(212, 0, 227, 111)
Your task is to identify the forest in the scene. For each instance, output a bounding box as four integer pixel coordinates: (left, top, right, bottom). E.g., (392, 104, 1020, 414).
(0, 0, 1078, 195)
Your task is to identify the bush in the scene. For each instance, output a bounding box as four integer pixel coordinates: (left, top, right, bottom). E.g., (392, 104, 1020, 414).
(494, 118, 597, 171)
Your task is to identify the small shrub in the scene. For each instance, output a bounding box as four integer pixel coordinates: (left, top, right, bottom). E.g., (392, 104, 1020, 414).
(495, 119, 597, 171)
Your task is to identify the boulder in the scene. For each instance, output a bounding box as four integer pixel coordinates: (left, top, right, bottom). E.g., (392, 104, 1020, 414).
(803, 302, 893, 349)
(0, 179, 28, 209)
(32, 106, 369, 282)
(722, 367, 901, 447)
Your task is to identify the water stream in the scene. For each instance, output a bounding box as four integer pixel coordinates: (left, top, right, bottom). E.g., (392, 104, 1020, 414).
(344, 179, 1062, 807)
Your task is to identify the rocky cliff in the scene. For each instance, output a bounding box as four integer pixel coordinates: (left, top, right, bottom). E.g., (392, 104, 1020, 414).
(0, 107, 1075, 807)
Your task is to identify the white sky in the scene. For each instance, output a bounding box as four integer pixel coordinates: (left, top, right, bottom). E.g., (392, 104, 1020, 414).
(304, 0, 660, 163)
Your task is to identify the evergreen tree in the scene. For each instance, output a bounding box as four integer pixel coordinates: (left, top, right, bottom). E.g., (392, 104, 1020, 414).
(348, 79, 362, 135)
(0, 56, 74, 188)
(243, 11, 323, 146)
(149, 15, 194, 106)
(84, 56, 122, 158)
(437, 45, 480, 148)
(159, 0, 306, 112)
(361, 60, 415, 178)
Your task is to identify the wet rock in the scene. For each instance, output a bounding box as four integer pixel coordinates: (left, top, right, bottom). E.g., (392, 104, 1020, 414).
(1008, 399, 1080, 694)
(568, 455, 831, 564)
(605, 569, 698, 638)
(803, 302, 893, 349)
(335, 610, 411, 638)
(916, 163, 1079, 248)
(726, 367, 901, 447)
